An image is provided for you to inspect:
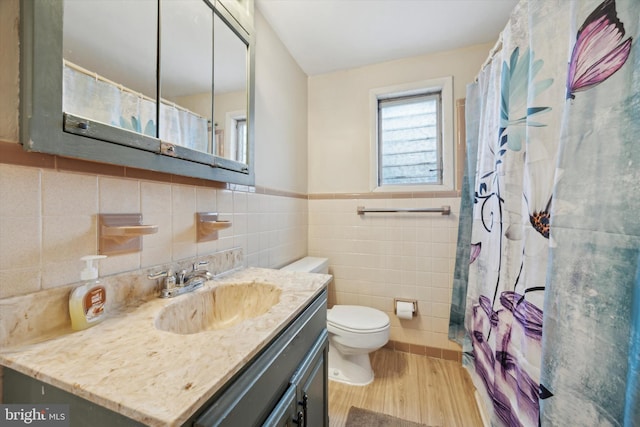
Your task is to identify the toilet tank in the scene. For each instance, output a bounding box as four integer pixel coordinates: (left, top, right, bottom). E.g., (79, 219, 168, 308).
(280, 257, 329, 274)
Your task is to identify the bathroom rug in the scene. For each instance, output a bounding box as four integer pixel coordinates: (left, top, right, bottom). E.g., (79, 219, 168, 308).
(345, 406, 437, 427)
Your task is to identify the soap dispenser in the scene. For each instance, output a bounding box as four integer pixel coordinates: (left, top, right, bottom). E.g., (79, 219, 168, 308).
(69, 255, 108, 331)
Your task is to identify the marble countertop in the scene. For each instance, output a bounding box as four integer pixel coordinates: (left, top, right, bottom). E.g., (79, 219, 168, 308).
(0, 267, 330, 426)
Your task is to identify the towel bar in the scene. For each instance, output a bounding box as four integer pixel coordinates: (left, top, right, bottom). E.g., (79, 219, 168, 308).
(357, 206, 451, 215)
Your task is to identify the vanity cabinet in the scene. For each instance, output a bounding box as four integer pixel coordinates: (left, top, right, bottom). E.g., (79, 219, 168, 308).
(2, 289, 328, 427)
(192, 290, 328, 427)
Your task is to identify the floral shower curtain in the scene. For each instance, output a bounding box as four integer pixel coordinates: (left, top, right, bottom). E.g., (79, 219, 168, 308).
(449, 0, 639, 426)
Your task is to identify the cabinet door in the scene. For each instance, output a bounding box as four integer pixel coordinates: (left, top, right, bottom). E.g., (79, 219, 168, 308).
(291, 330, 329, 427)
(261, 385, 300, 427)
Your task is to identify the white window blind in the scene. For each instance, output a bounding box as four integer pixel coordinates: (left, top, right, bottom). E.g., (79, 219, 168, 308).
(378, 91, 442, 186)
(235, 118, 247, 164)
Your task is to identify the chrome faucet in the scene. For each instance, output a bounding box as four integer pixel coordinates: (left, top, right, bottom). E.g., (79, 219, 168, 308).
(148, 261, 212, 298)
(182, 261, 213, 286)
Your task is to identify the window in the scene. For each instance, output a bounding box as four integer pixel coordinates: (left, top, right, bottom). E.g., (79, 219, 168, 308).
(370, 77, 454, 191)
(225, 110, 247, 165)
(378, 92, 442, 185)
(234, 118, 247, 164)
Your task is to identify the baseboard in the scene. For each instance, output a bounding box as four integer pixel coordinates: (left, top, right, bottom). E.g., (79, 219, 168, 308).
(383, 340, 462, 362)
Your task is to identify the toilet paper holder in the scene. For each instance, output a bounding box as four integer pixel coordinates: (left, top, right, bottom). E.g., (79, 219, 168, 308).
(394, 298, 417, 317)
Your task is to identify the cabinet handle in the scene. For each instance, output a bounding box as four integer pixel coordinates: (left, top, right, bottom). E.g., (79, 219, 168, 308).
(297, 393, 308, 427)
(293, 410, 304, 425)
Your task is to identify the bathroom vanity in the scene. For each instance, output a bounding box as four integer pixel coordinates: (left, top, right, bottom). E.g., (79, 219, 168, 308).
(0, 268, 330, 427)
(195, 292, 328, 427)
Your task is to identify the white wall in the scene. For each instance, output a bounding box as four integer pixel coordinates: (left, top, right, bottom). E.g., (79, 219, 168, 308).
(307, 45, 493, 350)
(308, 43, 492, 194)
(254, 11, 309, 194)
(175, 91, 245, 134)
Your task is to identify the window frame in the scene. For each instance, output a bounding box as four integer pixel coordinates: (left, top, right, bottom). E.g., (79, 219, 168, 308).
(225, 109, 247, 164)
(369, 76, 454, 192)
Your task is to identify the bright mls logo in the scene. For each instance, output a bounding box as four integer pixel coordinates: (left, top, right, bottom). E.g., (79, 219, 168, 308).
(0, 405, 69, 426)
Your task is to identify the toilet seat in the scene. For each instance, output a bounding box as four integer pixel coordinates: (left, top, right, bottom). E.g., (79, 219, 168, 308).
(327, 305, 389, 334)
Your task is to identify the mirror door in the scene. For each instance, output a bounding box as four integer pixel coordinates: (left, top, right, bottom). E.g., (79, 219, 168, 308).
(63, 0, 158, 139)
(160, 0, 213, 155)
(52, 0, 253, 178)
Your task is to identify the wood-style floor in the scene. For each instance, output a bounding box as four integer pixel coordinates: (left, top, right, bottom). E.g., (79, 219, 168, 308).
(328, 348, 483, 427)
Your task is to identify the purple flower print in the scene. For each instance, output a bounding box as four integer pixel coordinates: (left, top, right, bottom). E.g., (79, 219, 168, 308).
(471, 292, 544, 427)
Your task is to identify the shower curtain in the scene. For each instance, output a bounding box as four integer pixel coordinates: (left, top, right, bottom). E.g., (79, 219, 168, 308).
(449, 0, 639, 426)
(63, 64, 210, 152)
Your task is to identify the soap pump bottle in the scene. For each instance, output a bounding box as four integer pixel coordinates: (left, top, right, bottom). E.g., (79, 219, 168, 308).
(69, 255, 108, 331)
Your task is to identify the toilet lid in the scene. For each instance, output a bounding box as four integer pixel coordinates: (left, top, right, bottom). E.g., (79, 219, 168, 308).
(327, 305, 389, 333)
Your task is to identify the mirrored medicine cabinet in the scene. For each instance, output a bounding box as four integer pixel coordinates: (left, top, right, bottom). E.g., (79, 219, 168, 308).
(19, 0, 255, 185)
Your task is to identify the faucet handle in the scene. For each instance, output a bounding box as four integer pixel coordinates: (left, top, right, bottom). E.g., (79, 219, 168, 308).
(147, 270, 170, 280)
(192, 261, 209, 271)
(165, 269, 176, 290)
(148, 269, 177, 293)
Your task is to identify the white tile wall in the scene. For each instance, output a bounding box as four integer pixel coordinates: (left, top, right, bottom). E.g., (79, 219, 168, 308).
(309, 196, 461, 350)
(1, 162, 460, 351)
(245, 192, 308, 269)
(0, 164, 308, 299)
(0, 164, 43, 297)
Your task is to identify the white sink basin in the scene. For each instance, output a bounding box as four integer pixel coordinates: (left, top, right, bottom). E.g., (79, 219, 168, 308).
(154, 282, 282, 334)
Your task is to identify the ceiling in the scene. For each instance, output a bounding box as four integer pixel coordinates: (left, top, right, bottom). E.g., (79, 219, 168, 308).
(255, 0, 519, 76)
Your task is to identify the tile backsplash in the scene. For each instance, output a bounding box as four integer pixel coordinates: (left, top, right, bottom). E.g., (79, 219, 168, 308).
(0, 162, 308, 300)
(1, 158, 462, 354)
(308, 196, 461, 351)
(0, 156, 308, 403)
(0, 248, 243, 349)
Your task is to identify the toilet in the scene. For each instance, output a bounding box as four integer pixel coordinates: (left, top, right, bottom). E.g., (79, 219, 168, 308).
(281, 257, 390, 386)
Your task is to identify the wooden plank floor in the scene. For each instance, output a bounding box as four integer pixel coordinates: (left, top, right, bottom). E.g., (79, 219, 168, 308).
(328, 348, 483, 427)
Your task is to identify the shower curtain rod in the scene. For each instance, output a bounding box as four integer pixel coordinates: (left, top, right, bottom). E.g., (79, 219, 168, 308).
(357, 206, 451, 215)
(474, 31, 504, 82)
